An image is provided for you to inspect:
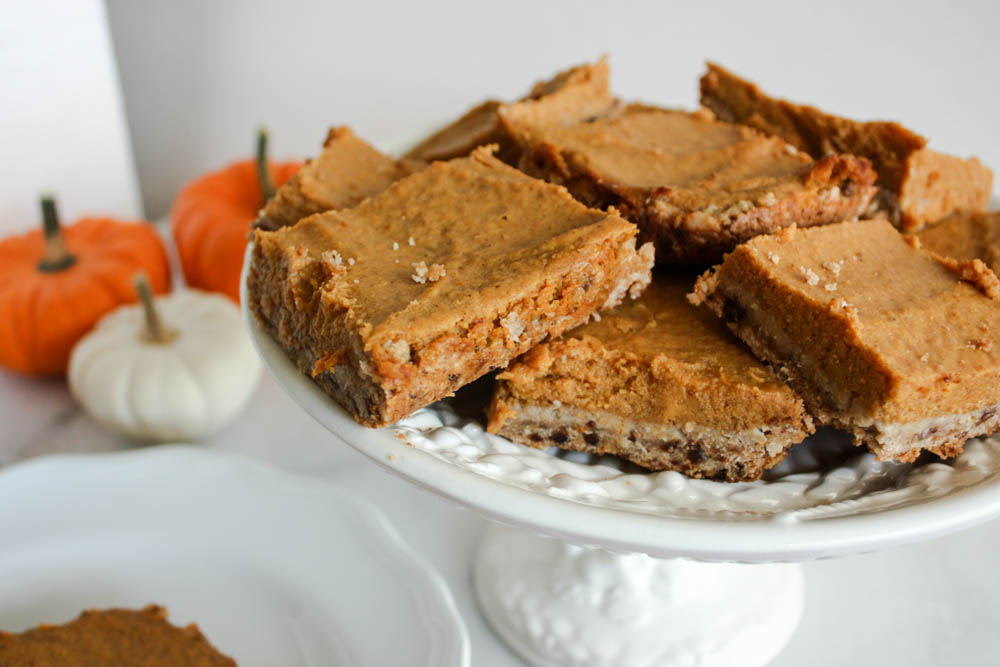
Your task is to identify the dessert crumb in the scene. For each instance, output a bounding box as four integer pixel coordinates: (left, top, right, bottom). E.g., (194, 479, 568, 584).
(821, 260, 842, 276)
(320, 250, 345, 273)
(920, 353, 930, 363)
(392, 241, 399, 251)
(784, 144, 798, 156)
(767, 252, 781, 265)
(384, 339, 411, 362)
(347, 257, 356, 266)
(759, 192, 777, 207)
(322, 249, 342, 266)
(829, 298, 860, 326)
(411, 261, 428, 284)
(824, 283, 838, 291)
(798, 266, 820, 286)
(501, 311, 525, 342)
(777, 225, 798, 242)
(408, 236, 416, 246)
(426, 263, 446, 282)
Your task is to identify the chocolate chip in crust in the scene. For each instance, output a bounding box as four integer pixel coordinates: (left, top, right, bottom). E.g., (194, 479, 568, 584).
(722, 297, 746, 324)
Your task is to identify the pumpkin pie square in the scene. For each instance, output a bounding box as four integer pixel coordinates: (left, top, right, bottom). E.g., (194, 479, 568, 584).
(700, 63, 994, 231)
(504, 103, 877, 264)
(487, 272, 814, 481)
(248, 146, 654, 427)
(690, 218, 1000, 462)
(403, 57, 617, 164)
(254, 126, 421, 231)
(917, 210, 1000, 276)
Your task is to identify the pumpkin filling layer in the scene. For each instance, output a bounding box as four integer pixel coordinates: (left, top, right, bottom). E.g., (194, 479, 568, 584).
(248, 146, 654, 427)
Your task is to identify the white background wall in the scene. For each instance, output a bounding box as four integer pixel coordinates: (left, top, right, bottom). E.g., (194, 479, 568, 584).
(0, 0, 141, 232)
(106, 0, 1000, 219)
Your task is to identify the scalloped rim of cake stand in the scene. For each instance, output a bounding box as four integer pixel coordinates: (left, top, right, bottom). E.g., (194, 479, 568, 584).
(241, 237, 1000, 563)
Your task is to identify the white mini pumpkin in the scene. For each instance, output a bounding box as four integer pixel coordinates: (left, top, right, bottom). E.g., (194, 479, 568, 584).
(68, 275, 261, 441)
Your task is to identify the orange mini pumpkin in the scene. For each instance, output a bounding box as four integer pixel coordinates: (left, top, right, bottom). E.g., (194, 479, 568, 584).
(0, 197, 170, 376)
(171, 130, 301, 302)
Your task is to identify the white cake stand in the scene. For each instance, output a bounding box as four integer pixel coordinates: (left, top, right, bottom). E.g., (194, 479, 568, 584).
(241, 249, 1000, 667)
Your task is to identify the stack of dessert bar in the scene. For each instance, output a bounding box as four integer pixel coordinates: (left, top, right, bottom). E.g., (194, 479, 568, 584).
(247, 59, 1000, 482)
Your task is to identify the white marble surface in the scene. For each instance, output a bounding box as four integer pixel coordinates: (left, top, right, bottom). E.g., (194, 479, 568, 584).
(3, 368, 1000, 666)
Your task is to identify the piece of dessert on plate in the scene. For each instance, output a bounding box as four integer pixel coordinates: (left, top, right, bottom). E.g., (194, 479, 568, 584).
(699, 63, 994, 231)
(0, 605, 235, 666)
(403, 57, 617, 164)
(917, 210, 1000, 275)
(689, 217, 1000, 462)
(487, 272, 814, 481)
(254, 126, 421, 231)
(248, 145, 654, 427)
(503, 102, 877, 264)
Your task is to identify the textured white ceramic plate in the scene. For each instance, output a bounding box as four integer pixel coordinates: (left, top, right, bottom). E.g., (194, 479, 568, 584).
(0, 446, 469, 667)
(241, 220, 1000, 564)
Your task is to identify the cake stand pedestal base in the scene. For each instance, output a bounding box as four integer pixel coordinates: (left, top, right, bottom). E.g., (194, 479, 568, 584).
(474, 523, 804, 667)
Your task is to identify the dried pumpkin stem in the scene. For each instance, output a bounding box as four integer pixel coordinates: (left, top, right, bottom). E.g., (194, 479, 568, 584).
(133, 272, 178, 344)
(38, 196, 77, 272)
(256, 127, 275, 204)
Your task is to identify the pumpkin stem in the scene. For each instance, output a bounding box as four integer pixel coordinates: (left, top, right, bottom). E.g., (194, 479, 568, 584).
(134, 272, 178, 344)
(256, 127, 275, 204)
(38, 196, 77, 272)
